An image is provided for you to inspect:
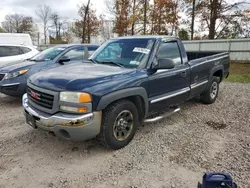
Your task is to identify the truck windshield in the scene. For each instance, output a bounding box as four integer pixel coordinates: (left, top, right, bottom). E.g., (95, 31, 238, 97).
(91, 38, 156, 68)
(29, 47, 66, 62)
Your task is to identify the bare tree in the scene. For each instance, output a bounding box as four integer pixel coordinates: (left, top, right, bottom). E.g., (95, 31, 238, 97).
(2, 14, 23, 33)
(82, 0, 91, 43)
(50, 13, 63, 40)
(99, 15, 114, 41)
(199, 0, 246, 39)
(72, 1, 100, 43)
(105, 0, 116, 16)
(2, 14, 34, 34)
(35, 4, 52, 44)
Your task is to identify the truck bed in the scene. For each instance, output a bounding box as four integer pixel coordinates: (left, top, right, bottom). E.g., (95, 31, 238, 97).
(187, 51, 223, 61)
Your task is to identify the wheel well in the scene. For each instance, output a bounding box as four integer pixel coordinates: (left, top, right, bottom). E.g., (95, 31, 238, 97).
(104, 96, 145, 122)
(213, 70, 223, 82)
(127, 96, 145, 121)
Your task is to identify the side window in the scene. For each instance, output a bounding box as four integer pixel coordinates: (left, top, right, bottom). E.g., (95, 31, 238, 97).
(88, 46, 98, 56)
(62, 47, 84, 61)
(0, 46, 22, 57)
(157, 42, 182, 65)
(0, 47, 6, 57)
(20, 47, 32, 54)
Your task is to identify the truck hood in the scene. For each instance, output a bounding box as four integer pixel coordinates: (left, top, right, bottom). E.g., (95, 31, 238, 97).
(29, 63, 146, 93)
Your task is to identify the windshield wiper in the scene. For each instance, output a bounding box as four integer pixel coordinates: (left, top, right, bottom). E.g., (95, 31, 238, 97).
(28, 59, 38, 62)
(99, 61, 124, 68)
(89, 59, 124, 68)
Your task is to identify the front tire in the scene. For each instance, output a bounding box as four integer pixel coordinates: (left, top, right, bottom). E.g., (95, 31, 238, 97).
(99, 100, 139, 150)
(200, 76, 220, 104)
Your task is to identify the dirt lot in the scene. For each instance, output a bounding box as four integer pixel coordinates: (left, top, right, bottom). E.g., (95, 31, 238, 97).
(0, 82, 249, 188)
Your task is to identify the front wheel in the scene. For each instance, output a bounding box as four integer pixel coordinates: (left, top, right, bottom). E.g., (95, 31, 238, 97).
(200, 76, 220, 104)
(99, 100, 139, 150)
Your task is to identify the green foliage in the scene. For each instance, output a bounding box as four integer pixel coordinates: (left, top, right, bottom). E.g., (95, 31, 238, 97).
(49, 36, 67, 44)
(178, 29, 189, 40)
(227, 74, 250, 83)
(226, 63, 250, 83)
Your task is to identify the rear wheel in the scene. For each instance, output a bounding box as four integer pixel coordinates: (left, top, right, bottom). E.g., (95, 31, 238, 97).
(200, 76, 220, 104)
(99, 100, 139, 150)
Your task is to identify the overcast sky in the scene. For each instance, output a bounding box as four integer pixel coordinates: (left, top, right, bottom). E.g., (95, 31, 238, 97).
(0, 0, 106, 23)
(0, 0, 248, 24)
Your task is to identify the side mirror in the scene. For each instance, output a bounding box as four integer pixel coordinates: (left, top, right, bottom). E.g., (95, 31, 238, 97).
(154, 58, 175, 69)
(59, 56, 70, 63)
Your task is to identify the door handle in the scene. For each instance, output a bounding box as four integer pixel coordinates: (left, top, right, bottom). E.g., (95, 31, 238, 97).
(180, 71, 187, 77)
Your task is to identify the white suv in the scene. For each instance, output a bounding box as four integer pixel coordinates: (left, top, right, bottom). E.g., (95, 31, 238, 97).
(0, 44, 39, 65)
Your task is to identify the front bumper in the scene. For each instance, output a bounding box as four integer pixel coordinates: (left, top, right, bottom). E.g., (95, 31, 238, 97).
(22, 94, 102, 141)
(0, 82, 26, 97)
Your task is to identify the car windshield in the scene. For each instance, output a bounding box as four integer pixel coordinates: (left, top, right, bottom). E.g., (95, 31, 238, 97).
(30, 47, 66, 62)
(91, 38, 156, 68)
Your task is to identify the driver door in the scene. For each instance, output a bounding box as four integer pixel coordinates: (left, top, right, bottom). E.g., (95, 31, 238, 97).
(148, 41, 191, 113)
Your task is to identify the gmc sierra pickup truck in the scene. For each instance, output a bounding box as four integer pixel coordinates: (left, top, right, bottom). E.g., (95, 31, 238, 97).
(23, 36, 230, 150)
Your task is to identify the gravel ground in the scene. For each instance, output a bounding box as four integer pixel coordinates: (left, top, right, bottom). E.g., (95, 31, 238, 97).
(0, 82, 249, 188)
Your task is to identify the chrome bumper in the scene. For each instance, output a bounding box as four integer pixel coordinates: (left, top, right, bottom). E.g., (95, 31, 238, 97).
(22, 93, 102, 141)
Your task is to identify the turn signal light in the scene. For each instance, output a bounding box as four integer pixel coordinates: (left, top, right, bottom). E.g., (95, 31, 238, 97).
(77, 107, 88, 113)
(60, 106, 88, 113)
(79, 93, 92, 103)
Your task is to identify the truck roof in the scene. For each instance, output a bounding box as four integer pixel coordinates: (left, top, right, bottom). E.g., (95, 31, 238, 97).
(113, 35, 179, 40)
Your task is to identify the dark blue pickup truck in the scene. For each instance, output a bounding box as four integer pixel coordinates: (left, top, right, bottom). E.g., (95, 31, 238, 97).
(23, 36, 230, 150)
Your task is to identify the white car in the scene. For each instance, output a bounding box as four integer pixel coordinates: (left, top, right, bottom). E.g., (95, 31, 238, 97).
(0, 44, 39, 66)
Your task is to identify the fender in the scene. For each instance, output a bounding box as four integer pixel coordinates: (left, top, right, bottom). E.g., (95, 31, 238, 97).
(96, 87, 149, 117)
(209, 65, 224, 81)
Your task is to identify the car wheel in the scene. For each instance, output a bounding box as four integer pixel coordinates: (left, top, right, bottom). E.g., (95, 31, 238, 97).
(99, 99, 139, 150)
(200, 76, 220, 104)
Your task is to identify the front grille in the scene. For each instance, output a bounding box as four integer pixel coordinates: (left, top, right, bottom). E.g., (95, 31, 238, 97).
(0, 74, 5, 81)
(27, 87, 54, 109)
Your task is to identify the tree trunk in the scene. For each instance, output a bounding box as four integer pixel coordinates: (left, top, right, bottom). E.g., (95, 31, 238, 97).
(171, 25, 174, 35)
(131, 0, 136, 35)
(209, 0, 218, 39)
(131, 23, 135, 35)
(191, 0, 195, 40)
(44, 26, 47, 45)
(58, 23, 62, 40)
(87, 13, 90, 43)
(143, 0, 147, 35)
(158, 8, 162, 34)
(82, 0, 90, 43)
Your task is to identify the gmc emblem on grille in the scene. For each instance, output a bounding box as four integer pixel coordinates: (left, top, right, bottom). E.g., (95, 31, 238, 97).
(31, 91, 40, 100)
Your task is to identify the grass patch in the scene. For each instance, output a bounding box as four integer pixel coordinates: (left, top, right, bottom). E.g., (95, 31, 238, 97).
(226, 63, 250, 83)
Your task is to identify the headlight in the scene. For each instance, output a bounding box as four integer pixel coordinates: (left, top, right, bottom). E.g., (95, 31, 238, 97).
(60, 92, 92, 103)
(5, 69, 29, 80)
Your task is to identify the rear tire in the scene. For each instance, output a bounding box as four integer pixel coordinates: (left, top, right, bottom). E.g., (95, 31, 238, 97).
(200, 76, 220, 104)
(99, 100, 139, 150)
